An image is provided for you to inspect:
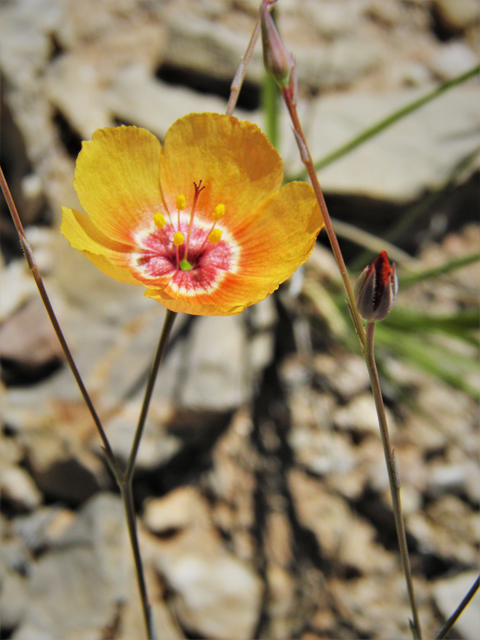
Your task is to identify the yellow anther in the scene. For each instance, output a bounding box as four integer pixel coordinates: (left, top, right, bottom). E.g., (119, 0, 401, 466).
(208, 229, 223, 244)
(174, 232, 184, 247)
(213, 203, 225, 221)
(154, 212, 166, 229)
(176, 195, 186, 210)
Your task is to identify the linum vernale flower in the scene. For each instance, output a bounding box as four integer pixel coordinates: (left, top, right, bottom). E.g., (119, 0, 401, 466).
(355, 251, 398, 321)
(61, 113, 323, 316)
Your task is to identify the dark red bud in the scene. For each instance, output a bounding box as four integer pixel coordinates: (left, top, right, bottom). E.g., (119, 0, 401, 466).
(355, 251, 398, 321)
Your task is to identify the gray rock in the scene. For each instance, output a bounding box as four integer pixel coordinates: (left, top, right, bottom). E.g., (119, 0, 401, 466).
(426, 463, 470, 498)
(333, 393, 396, 435)
(13, 506, 74, 552)
(163, 14, 264, 85)
(148, 487, 263, 640)
(431, 41, 479, 80)
(0, 297, 63, 377)
(102, 63, 254, 141)
(45, 55, 112, 139)
(433, 0, 480, 32)
(0, 260, 37, 323)
(14, 493, 129, 640)
(291, 84, 480, 202)
(0, 466, 42, 511)
(0, 569, 28, 631)
(294, 36, 380, 91)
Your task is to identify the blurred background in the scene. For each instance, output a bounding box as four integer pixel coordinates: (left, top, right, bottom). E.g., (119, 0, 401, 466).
(0, 1, 479, 638)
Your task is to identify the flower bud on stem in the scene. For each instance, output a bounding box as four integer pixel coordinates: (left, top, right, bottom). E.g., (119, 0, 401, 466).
(355, 251, 398, 321)
(259, 5, 422, 636)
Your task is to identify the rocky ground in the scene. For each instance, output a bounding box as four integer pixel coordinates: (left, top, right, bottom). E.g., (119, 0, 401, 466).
(0, 1, 479, 639)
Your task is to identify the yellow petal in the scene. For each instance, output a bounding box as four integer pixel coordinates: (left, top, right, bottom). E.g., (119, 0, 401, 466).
(73, 126, 163, 244)
(144, 287, 245, 316)
(61, 207, 140, 285)
(235, 181, 323, 284)
(80, 250, 143, 286)
(159, 113, 284, 228)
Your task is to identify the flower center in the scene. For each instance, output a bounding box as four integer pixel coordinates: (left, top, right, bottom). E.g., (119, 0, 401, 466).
(153, 181, 225, 272)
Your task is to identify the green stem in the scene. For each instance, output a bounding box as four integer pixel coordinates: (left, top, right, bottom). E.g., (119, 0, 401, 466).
(365, 322, 422, 639)
(262, 69, 280, 148)
(125, 309, 177, 482)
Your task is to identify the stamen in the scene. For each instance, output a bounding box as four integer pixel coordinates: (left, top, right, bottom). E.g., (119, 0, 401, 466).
(174, 231, 184, 269)
(154, 212, 166, 229)
(209, 229, 223, 244)
(174, 232, 184, 247)
(176, 195, 186, 210)
(184, 181, 205, 262)
(213, 204, 225, 221)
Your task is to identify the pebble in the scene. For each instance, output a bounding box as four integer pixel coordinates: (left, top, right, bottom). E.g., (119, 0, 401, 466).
(431, 41, 479, 80)
(433, 0, 480, 32)
(149, 487, 263, 640)
(334, 393, 396, 435)
(0, 466, 42, 511)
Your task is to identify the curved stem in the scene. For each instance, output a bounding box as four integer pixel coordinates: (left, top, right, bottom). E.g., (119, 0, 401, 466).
(0, 166, 119, 469)
(365, 322, 422, 639)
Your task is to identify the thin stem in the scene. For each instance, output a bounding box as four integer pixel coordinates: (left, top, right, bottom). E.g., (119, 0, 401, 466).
(226, 16, 261, 116)
(122, 309, 176, 639)
(365, 322, 422, 639)
(435, 574, 480, 640)
(0, 166, 119, 469)
(283, 98, 367, 352)
(125, 309, 177, 482)
(121, 482, 157, 640)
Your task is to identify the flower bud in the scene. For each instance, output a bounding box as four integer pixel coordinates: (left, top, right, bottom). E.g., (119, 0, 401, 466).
(260, 0, 296, 91)
(355, 251, 398, 321)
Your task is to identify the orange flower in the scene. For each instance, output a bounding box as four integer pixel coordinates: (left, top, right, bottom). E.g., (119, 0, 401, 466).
(61, 113, 323, 316)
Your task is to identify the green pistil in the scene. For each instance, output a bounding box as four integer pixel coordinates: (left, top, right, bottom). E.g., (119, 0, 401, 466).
(180, 259, 193, 271)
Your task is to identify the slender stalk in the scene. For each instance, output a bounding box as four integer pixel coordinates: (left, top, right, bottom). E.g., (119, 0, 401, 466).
(365, 322, 422, 639)
(121, 481, 157, 640)
(122, 309, 176, 639)
(283, 98, 367, 352)
(435, 574, 480, 640)
(0, 166, 119, 470)
(125, 309, 177, 482)
(226, 16, 261, 116)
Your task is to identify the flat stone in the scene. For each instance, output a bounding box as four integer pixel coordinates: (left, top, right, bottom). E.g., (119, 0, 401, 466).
(0, 260, 37, 323)
(0, 569, 28, 632)
(102, 64, 234, 140)
(45, 55, 112, 139)
(293, 84, 480, 202)
(333, 393, 396, 435)
(149, 487, 263, 640)
(15, 493, 129, 639)
(0, 466, 42, 511)
(433, 0, 480, 32)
